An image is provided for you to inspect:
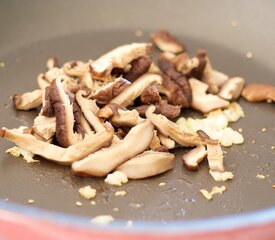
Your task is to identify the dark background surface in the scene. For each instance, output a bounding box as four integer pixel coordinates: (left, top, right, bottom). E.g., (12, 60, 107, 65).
(0, 0, 274, 222)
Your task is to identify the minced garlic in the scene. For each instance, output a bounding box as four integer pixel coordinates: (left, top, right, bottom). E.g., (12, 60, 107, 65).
(105, 171, 128, 186)
(6, 146, 39, 163)
(90, 215, 114, 225)
(79, 186, 96, 200)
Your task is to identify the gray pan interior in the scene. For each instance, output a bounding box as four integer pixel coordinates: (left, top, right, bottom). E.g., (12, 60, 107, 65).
(0, 0, 274, 222)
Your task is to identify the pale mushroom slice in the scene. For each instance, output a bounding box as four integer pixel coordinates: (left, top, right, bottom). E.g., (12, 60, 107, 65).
(0, 126, 113, 165)
(116, 150, 175, 179)
(13, 89, 43, 110)
(75, 90, 105, 133)
(110, 108, 143, 127)
(63, 61, 90, 78)
(90, 43, 152, 81)
(182, 145, 207, 171)
(158, 133, 176, 149)
(211, 70, 229, 88)
(149, 130, 167, 152)
(37, 73, 50, 90)
(46, 57, 59, 70)
(145, 106, 205, 147)
(110, 73, 162, 107)
(218, 77, 245, 101)
(189, 78, 230, 113)
(72, 119, 154, 177)
(32, 115, 56, 142)
(50, 78, 82, 147)
(151, 31, 185, 54)
(91, 77, 131, 105)
(197, 130, 225, 172)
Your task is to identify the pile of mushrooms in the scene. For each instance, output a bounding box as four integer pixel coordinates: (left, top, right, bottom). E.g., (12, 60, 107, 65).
(2, 30, 273, 182)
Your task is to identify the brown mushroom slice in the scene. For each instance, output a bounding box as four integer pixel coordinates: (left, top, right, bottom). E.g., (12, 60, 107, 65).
(123, 55, 152, 82)
(149, 130, 162, 151)
(187, 49, 207, 80)
(140, 85, 161, 105)
(72, 119, 154, 177)
(135, 103, 181, 119)
(145, 106, 204, 147)
(110, 73, 162, 107)
(50, 78, 81, 147)
(241, 83, 275, 102)
(97, 103, 122, 119)
(92, 77, 131, 105)
(75, 90, 105, 133)
(197, 130, 225, 172)
(13, 89, 43, 110)
(172, 53, 200, 75)
(158, 58, 192, 108)
(110, 109, 143, 127)
(90, 43, 152, 81)
(41, 86, 55, 117)
(182, 145, 207, 171)
(158, 133, 176, 149)
(0, 127, 113, 165)
(63, 61, 90, 78)
(33, 115, 56, 142)
(218, 77, 245, 101)
(151, 31, 185, 54)
(189, 78, 230, 113)
(116, 151, 174, 179)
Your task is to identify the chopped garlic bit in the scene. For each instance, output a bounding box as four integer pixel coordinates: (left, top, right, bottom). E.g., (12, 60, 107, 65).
(199, 189, 213, 200)
(159, 182, 166, 186)
(256, 174, 266, 179)
(209, 170, 234, 182)
(79, 186, 96, 200)
(135, 30, 143, 37)
(200, 186, 227, 200)
(105, 171, 128, 186)
(176, 102, 244, 147)
(28, 199, 35, 204)
(0, 62, 5, 67)
(76, 201, 83, 207)
(115, 190, 127, 196)
(261, 128, 267, 132)
(90, 201, 96, 206)
(113, 207, 119, 212)
(6, 146, 39, 163)
(91, 215, 114, 226)
(246, 52, 253, 59)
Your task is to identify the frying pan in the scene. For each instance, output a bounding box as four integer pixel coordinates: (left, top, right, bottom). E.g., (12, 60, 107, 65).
(0, 0, 274, 239)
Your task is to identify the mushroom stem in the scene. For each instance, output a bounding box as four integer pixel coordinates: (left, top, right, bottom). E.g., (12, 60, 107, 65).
(0, 127, 113, 165)
(72, 119, 154, 177)
(145, 106, 205, 147)
(13, 89, 42, 110)
(116, 150, 175, 179)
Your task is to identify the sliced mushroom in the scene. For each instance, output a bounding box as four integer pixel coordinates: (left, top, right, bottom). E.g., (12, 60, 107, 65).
(182, 145, 207, 171)
(211, 70, 229, 88)
(49, 78, 81, 147)
(145, 106, 205, 147)
(97, 103, 122, 119)
(110, 108, 143, 127)
(140, 85, 161, 105)
(46, 57, 59, 70)
(135, 103, 181, 119)
(241, 83, 275, 102)
(116, 150, 174, 179)
(189, 78, 230, 113)
(72, 119, 154, 177)
(13, 89, 43, 110)
(33, 115, 56, 142)
(90, 43, 152, 81)
(197, 130, 225, 172)
(151, 31, 185, 54)
(149, 130, 162, 151)
(218, 77, 245, 101)
(75, 90, 105, 133)
(37, 73, 50, 90)
(92, 77, 131, 105)
(172, 53, 200, 75)
(41, 86, 55, 117)
(158, 58, 192, 108)
(0, 126, 113, 165)
(187, 48, 207, 80)
(80, 72, 93, 90)
(158, 133, 176, 149)
(110, 73, 162, 107)
(44, 67, 64, 83)
(63, 61, 90, 78)
(123, 55, 152, 82)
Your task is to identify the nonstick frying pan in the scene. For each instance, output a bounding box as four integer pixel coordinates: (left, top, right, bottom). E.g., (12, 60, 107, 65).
(0, 0, 274, 239)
